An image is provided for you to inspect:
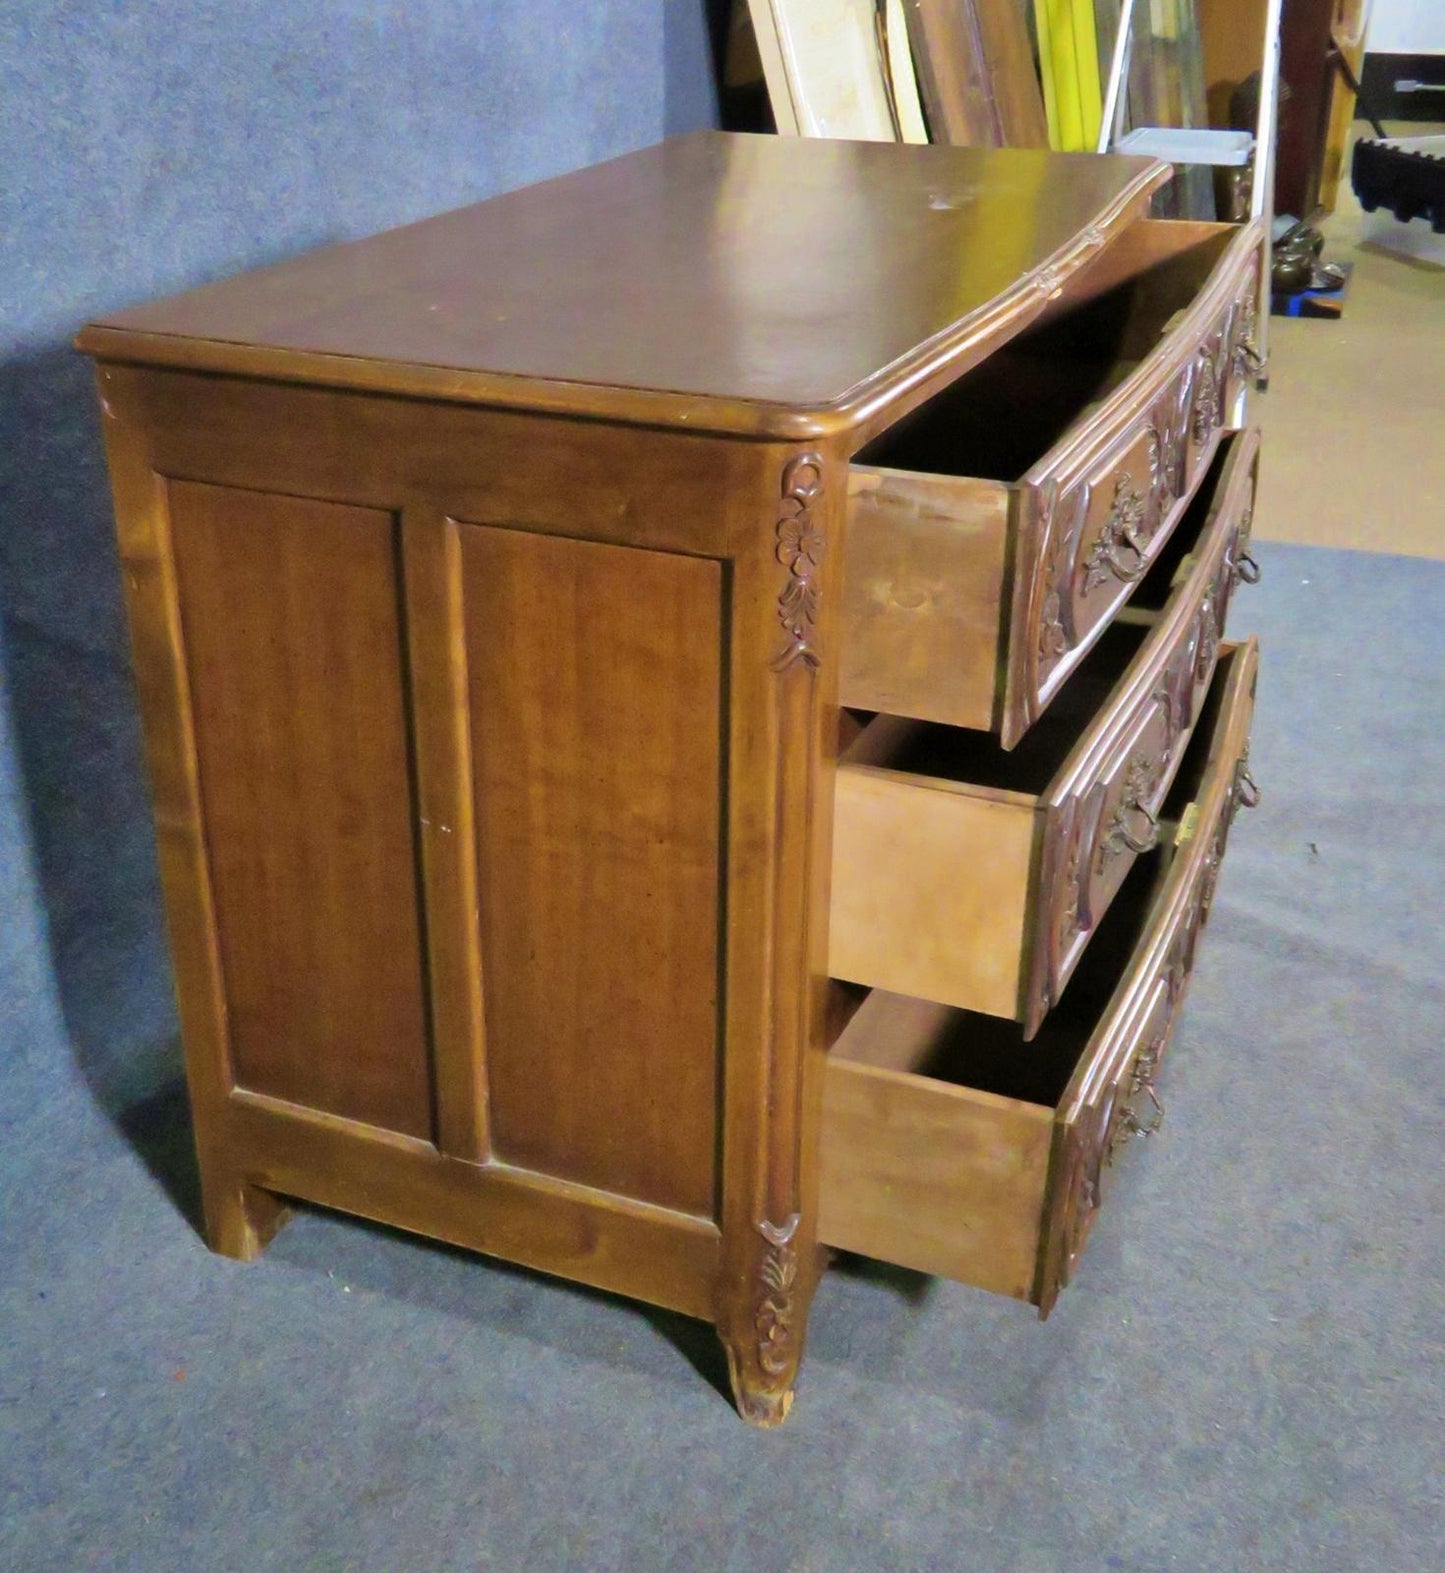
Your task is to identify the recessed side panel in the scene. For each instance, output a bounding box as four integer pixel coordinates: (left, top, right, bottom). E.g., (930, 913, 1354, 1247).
(168, 480, 433, 1139)
(460, 526, 723, 1218)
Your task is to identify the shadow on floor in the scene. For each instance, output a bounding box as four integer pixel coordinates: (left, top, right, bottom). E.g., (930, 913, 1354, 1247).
(112, 1067, 739, 1410)
(289, 1204, 740, 1408)
(115, 1075, 205, 1238)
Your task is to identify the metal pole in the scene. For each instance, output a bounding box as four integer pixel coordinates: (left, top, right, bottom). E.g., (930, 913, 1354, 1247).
(1096, 0, 1138, 154)
(1252, 0, 1285, 386)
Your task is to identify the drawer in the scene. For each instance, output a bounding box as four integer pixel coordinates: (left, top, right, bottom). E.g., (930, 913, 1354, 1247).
(829, 429, 1260, 1037)
(818, 640, 1260, 1315)
(841, 219, 1263, 748)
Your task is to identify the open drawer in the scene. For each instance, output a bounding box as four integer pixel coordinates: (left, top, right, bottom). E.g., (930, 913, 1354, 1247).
(818, 640, 1260, 1316)
(840, 219, 1263, 748)
(830, 428, 1260, 1037)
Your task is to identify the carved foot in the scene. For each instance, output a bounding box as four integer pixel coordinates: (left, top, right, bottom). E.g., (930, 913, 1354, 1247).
(203, 1175, 291, 1261)
(723, 1337, 795, 1429)
(718, 1211, 811, 1427)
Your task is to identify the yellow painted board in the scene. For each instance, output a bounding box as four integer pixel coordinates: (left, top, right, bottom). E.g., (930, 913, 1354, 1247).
(1035, 0, 1103, 151)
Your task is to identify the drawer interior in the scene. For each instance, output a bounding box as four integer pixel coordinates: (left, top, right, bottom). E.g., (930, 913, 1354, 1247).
(821, 842, 1175, 1299)
(831, 836, 1174, 1109)
(830, 651, 1235, 1103)
(1125, 439, 1237, 616)
(843, 613, 1148, 798)
(852, 224, 1235, 484)
(1153, 638, 1236, 821)
(821, 644, 1254, 1301)
(838, 436, 1236, 797)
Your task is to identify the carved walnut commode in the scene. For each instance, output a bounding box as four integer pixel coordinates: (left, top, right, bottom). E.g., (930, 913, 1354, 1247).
(79, 133, 1263, 1425)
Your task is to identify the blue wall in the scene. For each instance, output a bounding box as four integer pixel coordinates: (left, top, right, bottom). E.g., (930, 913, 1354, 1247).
(0, 2, 719, 1088)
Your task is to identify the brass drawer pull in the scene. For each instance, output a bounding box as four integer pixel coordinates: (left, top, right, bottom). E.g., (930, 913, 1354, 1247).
(1236, 766, 1261, 810)
(1107, 754, 1162, 858)
(1234, 550, 1261, 585)
(1237, 336, 1264, 377)
(1125, 1045, 1166, 1138)
(1090, 532, 1149, 586)
(1107, 1047, 1166, 1164)
(1121, 1080, 1165, 1139)
(1101, 752, 1163, 868)
(1113, 799, 1160, 855)
(1083, 475, 1151, 591)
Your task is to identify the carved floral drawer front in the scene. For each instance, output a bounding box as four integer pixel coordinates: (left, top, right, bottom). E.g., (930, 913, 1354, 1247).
(1030, 428, 1261, 1034)
(1014, 226, 1263, 747)
(1037, 639, 1259, 1313)
(820, 641, 1260, 1317)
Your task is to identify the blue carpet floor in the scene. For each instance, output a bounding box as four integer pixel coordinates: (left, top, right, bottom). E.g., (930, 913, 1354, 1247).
(1, 542, 1441, 1571)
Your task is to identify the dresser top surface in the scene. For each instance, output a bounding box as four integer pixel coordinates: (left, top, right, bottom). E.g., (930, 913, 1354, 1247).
(79, 132, 1166, 439)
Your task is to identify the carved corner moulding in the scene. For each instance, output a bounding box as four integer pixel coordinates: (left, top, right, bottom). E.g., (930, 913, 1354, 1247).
(1157, 647, 1193, 760)
(1033, 795, 1094, 1029)
(1033, 224, 1107, 299)
(1050, 785, 1105, 983)
(1058, 814, 1090, 959)
(1232, 501, 1259, 584)
(1035, 481, 1087, 669)
(1194, 591, 1220, 682)
(1232, 290, 1262, 380)
(1060, 1086, 1117, 1281)
(1032, 263, 1062, 299)
(1191, 352, 1220, 444)
(772, 453, 825, 673)
(754, 1212, 801, 1378)
(1149, 392, 1188, 515)
(732, 1212, 802, 1423)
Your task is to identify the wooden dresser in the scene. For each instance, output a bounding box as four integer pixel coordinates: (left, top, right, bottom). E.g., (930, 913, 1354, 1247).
(79, 132, 1264, 1425)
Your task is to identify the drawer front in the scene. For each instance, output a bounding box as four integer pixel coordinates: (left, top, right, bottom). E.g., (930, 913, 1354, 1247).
(1035, 638, 1259, 1313)
(1005, 222, 1264, 748)
(1027, 428, 1261, 1034)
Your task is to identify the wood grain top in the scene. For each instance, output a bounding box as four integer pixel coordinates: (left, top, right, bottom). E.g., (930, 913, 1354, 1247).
(78, 132, 1168, 438)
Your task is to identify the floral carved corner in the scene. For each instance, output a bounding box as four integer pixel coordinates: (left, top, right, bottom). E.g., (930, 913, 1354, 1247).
(772, 453, 825, 674)
(754, 1212, 800, 1380)
(727, 1211, 802, 1425)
